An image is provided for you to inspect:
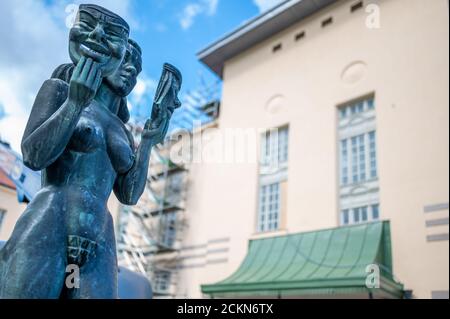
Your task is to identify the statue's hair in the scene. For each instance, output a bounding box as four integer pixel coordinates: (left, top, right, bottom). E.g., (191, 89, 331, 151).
(78, 4, 130, 34)
(163, 63, 182, 86)
(128, 39, 142, 56)
(50, 63, 130, 124)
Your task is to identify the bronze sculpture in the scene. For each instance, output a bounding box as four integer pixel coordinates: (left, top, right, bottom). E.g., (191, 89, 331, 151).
(0, 4, 181, 298)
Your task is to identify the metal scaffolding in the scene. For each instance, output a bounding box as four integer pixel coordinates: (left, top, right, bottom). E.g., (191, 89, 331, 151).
(116, 80, 220, 298)
(0, 77, 221, 298)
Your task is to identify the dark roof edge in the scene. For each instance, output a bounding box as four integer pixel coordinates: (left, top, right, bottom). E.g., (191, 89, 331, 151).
(197, 0, 294, 58)
(197, 0, 338, 78)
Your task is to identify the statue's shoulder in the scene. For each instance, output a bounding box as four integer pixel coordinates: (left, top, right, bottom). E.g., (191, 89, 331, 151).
(35, 63, 73, 100)
(24, 78, 70, 141)
(36, 79, 68, 105)
(37, 63, 72, 95)
(41, 78, 69, 91)
(51, 63, 74, 83)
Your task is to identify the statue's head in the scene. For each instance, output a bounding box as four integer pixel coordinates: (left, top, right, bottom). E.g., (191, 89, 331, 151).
(105, 39, 142, 97)
(69, 4, 129, 77)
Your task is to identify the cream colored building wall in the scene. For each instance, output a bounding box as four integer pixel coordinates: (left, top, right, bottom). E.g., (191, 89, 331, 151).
(0, 186, 27, 241)
(173, 125, 259, 297)
(179, 0, 448, 298)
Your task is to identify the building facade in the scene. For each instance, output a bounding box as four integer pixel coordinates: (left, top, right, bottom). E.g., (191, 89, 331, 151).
(0, 169, 27, 241)
(179, 0, 448, 298)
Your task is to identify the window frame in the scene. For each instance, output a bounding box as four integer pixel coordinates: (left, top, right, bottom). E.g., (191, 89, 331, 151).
(153, 270, 171, 294)
(257, 182, 281, 232)
(160, 212, 177, 249)
(337, 94, 380, 226)
(257, 125, 289, 233)
(341, 204, 381, 225)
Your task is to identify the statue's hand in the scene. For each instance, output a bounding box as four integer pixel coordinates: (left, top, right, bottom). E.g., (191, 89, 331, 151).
(142, 105, 171, 145)
(68, 57, 102, 108)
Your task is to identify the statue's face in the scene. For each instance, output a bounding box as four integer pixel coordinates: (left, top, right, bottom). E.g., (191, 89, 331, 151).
(105, 44, 142, 97)
(69, 8, 129, 77)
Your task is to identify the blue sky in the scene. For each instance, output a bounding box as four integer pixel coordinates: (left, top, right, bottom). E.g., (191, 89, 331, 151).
(124, 0, 266, 119)
(131, 0, 258, 90)
(0, 0, 284, 150)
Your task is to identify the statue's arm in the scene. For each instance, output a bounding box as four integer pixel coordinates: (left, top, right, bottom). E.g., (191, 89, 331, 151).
(114, 107, 171, 205)
(21, 57, 101, 170)
(113, 136, 153, 206)
(21, 79, 80, 170)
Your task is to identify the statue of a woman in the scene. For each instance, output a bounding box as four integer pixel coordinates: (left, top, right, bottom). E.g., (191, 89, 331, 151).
(0, 4, 181, 299)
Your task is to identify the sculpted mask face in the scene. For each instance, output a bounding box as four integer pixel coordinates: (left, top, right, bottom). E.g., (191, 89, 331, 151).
(163, 77, 182, 116)
(69, 4, 129, 77)
(160, 64, 182, 116)
(106, 40, 142, 97)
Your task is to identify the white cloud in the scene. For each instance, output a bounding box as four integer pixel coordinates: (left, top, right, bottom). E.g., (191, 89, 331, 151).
(128, 74, 158, 121)
(155, 23, 168, 33)
(205, 0, 219, 15)
(253, 0, 285, 13)
(0, 0, 136, 152)
(179, 0, 219, 30)
(63, 0, 139, 30)
(131, 75, 158, 106)
(180, 3, 203, 30)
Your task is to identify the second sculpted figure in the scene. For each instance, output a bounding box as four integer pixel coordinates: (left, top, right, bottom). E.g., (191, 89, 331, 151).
(0, 4, 181, 298)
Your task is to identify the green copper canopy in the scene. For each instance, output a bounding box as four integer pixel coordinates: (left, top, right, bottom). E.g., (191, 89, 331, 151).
(201, 221, 404, 298)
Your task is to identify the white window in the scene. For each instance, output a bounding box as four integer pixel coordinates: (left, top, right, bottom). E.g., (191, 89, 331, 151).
(153, 270, 171, 294)
(338, 96, 380, 225)
(369, 131, 377, 179)
(160, 212, 177, 249)
(340, 140, 349, 185)
(257, 126, 288, 233)
(258, 183, 280, 232)
(261, 127, 289, 168)
(341, 204, 380, 225)
(340, 131, 377, 186)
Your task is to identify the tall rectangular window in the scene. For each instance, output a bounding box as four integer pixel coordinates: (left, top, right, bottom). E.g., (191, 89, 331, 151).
(353, 207, 361, 223)
(261, 127, 289, 167)
(369, 131, 377, 178)
(258, 183, 280, 232)
(340, 140, 348, 185)
(258, 126, 288, 233)
(371, 204, 379, 220)
(361, 206, 368, 221)
(153, 270, 171, 294)
(338, 96, 380, 225)
(358, 134, 366, 181)
(278, 127, 289, 164)
(342, 209, 349, 224)
(351, 137, 358, 183)
(343, 133, 374, 185)
(160, 212, 177, 249)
